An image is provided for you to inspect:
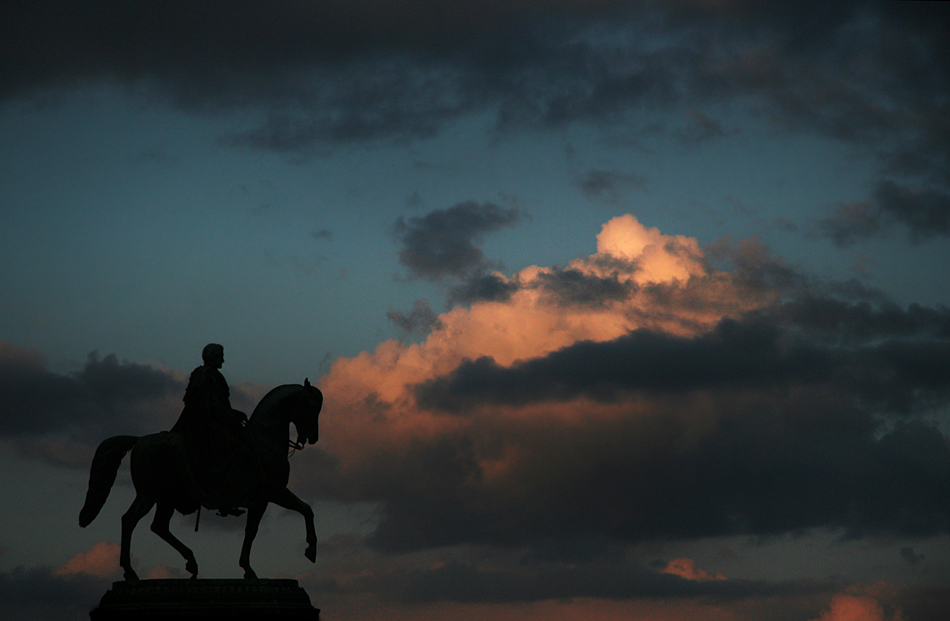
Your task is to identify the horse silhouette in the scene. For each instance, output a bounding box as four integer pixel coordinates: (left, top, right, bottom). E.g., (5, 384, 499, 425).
(79, 380, 323, 580)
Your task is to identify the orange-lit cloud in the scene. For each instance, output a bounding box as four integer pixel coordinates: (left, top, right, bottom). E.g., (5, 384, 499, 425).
(594, 214, 706, 285)
(323, 598, 747, 621)
(661, 557, 726, 581)
(304, 213, 950, 555)
(326, 214, 758, 400)
(318, 214, 774, 465)
(146, 565, 183, 579)
(810, 583, 905, 621)
(55, 541, 120, 578)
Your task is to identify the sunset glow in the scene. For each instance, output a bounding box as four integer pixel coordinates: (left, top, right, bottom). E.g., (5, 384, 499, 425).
(1, 2, 948, 620)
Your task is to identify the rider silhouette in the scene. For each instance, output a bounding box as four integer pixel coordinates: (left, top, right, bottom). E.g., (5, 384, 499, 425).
(172, 344, 249, 516)
(176, 344, 246, 430)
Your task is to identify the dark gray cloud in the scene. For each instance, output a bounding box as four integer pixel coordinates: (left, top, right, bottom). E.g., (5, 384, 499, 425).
(576, 169, 647, 203)
(0, 346, 182, 440)
(774, 296, 950, 344)
(387, 299, 442, 335)
(299, 289, 950, 554)
(348, 412, 948, 553)
(393, 201, 524, 280)
(0, 566, 107, 621)
(415, 298, 950, 414)
(448, 274, 521, 306)
(900, 546, 925, 567)
(4, 1, 946, 168)
(675, 109, 737, 145)
(415, 319, 834, 411)
(535, 267, 635, 308)
(818, 181, 950, 246)
(450, 261, 641, 308)
(897, 586, 950, 621)
(8, 2, 947, 252)
(816, 201, 882, 247)
(0, 343, 260, 469)
(450, 267, 639, 308)
(876, 181, 950, 242)
(339, 548, 827, 604)
(303, 534, 950, 616)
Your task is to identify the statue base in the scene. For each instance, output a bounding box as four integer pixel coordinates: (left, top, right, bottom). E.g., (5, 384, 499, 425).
(89, 579, 320, 620)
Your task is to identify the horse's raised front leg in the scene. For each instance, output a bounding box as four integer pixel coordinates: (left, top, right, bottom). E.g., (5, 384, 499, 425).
(239, 501, 267, 580)
(120, 494, 154, 581)
(151, 502, 198, 578)
(270, 487, 317, 563)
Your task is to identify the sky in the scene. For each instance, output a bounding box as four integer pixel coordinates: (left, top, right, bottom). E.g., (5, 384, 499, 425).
(1, 1, 949, 620)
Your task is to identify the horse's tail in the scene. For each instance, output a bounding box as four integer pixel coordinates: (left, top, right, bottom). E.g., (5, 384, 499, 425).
(79, 435, 138, 527)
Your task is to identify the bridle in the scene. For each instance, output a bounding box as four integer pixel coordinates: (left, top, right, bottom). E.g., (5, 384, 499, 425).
(287, 380, 321, 456)
(289, 436, 306, 455)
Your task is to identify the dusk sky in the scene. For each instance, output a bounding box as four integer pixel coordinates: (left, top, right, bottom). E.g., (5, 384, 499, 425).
(1, 2, 949, 620)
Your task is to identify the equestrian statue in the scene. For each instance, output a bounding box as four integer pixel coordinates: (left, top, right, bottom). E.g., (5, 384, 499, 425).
(78, 344, 323, 580)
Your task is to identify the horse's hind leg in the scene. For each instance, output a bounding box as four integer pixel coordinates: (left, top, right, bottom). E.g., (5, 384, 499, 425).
(120, 494, 154, 581)
(151, 502, 198, 578)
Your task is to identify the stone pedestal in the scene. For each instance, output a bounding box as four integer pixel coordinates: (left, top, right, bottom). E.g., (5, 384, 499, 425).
(89, 579, 320, 620)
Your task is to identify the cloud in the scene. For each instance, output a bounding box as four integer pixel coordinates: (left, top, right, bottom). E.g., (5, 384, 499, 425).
(302, 536, 821, 606)
(0, 345, 183, 441)
(817, 181, 950, 246)
(394, 201, 525, 281)
(4, 0, 945, 174)
(55, 541, 120, 579)
(415, 305, 950, 414)
(899, 546, 924, 567)
(306, 213, 950, 556)
(0, 565, 107, 621)
(448, 273, 521, 306)
(576, 169, 647, 203)
(816, 200, 882, 247)
(297, 538, 941, 621)
(812, 594, 889, 621)
(8, 2, 948, 263)
(414, 319, 833, 411)
(810, 583, 904, 621)
(875, 181, 950, 242)
(661, 558, 726, 582)
(0, 343, 264, 467)
(534, 267, 634, 307)
(675, 109, 736, 145)
(2, 556, 943, 621)
(388, 299, 442, 335)
(145, 565, 186, 579)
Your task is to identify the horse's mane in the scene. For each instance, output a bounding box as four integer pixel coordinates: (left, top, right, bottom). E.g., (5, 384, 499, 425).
(249, 384, 304, 421)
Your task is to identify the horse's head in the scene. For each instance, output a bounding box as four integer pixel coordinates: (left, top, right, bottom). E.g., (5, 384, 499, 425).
(288, 378, 322, 446)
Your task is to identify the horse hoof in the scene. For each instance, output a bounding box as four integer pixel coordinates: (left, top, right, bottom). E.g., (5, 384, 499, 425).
(185, 559, 198, 577)
(244, 569, 259, 581)
(305, 546, 316, 563)
(123, 569, 140, 582)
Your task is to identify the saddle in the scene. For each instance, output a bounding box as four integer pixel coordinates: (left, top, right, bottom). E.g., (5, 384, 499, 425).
(172, 407, 259, 516)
